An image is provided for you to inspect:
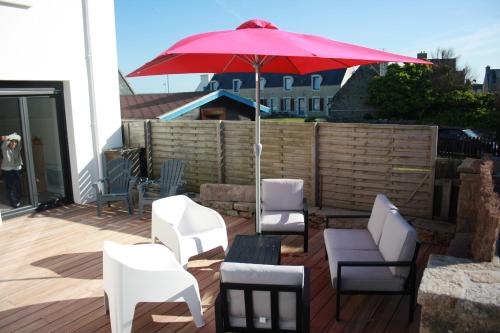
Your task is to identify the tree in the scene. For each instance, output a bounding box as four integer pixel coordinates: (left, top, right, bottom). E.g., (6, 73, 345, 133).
(368, 63, 433, 119)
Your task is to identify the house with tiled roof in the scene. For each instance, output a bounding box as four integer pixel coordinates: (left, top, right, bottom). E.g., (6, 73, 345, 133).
(120, 90, 269, 121)
(205, 69, 351, 118)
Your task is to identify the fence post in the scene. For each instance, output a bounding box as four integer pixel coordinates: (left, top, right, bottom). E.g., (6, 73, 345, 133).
(311, 122, 318, 207)
(429, 126, 438, 219)
(216, 120, 225, 183)
(144, 120, 153, 178)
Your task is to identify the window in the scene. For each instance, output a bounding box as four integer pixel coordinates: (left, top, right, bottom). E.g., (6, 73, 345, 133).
(297, 97, 306, 116)
(311, 97, 322, 111)
(311, 75, 322, 91)
(283, 76, 293, 91)
(207, 81, 218, 91)
(232, 79, 241, 93)
(268, 98, 278, 112)
(326, 96, 334, 112)
(260, 77, 266, 90)
(282, 97, 293, 112)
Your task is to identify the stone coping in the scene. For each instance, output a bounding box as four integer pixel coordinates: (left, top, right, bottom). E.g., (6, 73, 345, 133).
(418, 254, 500, 333)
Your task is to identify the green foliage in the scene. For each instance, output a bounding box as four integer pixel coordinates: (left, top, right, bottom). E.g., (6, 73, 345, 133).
(368, 64, 433, 119)
(368, 63, 499, 133)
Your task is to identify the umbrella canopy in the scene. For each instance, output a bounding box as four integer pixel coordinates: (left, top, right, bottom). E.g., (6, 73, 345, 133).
(128, 19, 430, 77)
(128, 19, 431, 234)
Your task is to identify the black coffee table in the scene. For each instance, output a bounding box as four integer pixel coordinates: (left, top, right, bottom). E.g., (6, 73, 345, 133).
(224, 234, 281, 265)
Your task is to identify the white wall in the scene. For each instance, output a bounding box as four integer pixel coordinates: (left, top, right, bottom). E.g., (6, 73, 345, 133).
(0, 0, 122, 203)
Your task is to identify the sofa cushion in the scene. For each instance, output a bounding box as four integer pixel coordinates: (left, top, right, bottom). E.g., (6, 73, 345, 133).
(220, 262, 304, 329)
(378, 210, 417, 277)
(261, 210, 305, 232)
(324, 229, 378, 250)
(326, 248, 405, 292)
(261, 179, 303, 211)
(367, 194, 398, 245)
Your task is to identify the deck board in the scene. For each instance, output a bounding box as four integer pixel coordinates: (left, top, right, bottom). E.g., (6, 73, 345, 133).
(0, 203, 445, 332)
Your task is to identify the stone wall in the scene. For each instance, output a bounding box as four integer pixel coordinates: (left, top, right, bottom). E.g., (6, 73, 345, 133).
(418, 255, 500, 333)
(200, 183, 256, 219)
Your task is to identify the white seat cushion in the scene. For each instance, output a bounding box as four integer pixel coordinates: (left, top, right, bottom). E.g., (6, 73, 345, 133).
(180, 228, 226, 262)
(378, 210, 417, 277)
(262, 179, 303, 211)
(326, 248, 405, 292)
(324, 229, 378, 250)
(367, 194, 398, 245)
(260, 210, 305, 232)
(220, 262, 304, 330)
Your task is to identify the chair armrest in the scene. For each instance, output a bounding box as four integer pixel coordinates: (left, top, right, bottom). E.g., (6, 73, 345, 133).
(137, 179, 158, 193)
(324, 212, 371, 228)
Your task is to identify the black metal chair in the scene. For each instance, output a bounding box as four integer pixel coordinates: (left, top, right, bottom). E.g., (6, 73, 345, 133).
(215, 262, 310, 333)
(93, 158, 136, 216)
(260, 179, 309, 252)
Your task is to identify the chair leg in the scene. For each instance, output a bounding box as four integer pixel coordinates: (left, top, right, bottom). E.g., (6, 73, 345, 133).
(107, 294, 136, 333)
(97, 200, 102, 217)
(184, 285, 205, 327)
(104, 292, 109, 315)
(139, 201, 144, 218)
(336, 290, 341, 321)
(215, 294, 224, 333)
(127, 197, 134, 215)
(304, 231, 308, 252)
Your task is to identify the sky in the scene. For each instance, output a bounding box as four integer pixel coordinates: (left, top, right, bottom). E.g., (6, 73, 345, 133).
(115, 0, 500, 94)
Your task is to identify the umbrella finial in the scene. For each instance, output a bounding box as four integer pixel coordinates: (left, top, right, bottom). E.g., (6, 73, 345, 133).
(236, 19, 278, 30)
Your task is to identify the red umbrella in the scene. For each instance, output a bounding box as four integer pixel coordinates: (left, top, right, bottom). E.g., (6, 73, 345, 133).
(128, 19, 431, 232)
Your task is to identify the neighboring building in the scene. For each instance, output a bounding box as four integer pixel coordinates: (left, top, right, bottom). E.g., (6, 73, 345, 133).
(119, 70, 135, 95)
(417, 51, 466, 85)
(0, 0, 122, 218)
(195, 74, 213, 92)
(329, 65, 380, 121)
(205, 69, 350, 118)
(120, 90, 269, 121)
(483, 66, 500, 93)
(471, 82, 483, 94)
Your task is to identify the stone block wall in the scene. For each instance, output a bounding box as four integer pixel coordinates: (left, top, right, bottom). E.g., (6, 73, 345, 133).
(200, 184, 256, 219)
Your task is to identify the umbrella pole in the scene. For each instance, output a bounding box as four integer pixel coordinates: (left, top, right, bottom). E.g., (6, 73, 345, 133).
(254, 63, 262, 234)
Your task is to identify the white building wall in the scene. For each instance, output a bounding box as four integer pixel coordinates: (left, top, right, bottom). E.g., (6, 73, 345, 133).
(0, 0, 122, 203)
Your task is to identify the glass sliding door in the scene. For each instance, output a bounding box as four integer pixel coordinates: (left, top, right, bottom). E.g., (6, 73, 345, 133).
(0, 86, 71, 217)
(0, 97, 33, 213)
(27, 96, 67, 208)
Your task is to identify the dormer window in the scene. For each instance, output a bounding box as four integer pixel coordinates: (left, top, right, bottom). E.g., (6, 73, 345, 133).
(207, 80, 219, 91)
(311, 75, 322, 91)
(232, 79, 242, 93)
(260, 77, 266, 90)
(283, 76, 293, 91)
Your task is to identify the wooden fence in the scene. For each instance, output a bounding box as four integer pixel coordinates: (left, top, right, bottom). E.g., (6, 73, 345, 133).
(123, 120, 437, 218)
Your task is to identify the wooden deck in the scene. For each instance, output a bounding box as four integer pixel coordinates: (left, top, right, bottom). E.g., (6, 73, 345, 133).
(0, 203, 445, 333)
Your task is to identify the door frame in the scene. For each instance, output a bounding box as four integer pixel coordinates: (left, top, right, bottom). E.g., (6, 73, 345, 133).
(0, 81, 73, 218)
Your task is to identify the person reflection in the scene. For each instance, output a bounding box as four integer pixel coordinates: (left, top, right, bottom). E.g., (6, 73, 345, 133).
(1, 133, 23, 208)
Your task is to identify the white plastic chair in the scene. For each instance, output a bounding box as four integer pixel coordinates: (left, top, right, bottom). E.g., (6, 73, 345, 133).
(103, 241, 205, 333)
(151, 195, 228, 267)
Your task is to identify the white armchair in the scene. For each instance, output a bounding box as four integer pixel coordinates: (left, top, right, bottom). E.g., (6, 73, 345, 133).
(103, 241, 205, 333)
(151, 195, 228, 267)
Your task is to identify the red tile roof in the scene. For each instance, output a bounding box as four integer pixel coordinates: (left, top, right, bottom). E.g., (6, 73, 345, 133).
(120, 92, 211, 119)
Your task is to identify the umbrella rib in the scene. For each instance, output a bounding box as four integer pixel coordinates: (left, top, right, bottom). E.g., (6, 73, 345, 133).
(285, 57, 303, 75)
(222, 54, 237, 72)
(329, 58, 351, 67)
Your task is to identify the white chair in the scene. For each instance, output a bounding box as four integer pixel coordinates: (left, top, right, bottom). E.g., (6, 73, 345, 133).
(103, 241, 205, 333)
(151, 195, 228, 267)
(260, 179, 308, 252)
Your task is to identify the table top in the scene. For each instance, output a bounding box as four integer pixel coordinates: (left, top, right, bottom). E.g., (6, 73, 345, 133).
(224, 234, 281, 265)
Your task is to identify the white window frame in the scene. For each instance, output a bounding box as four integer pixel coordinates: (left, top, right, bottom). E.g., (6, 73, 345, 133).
(326, 96, 334, 113)
(283, 97, 292, 112)
(268, 97, 278, 112)
(296, 97, 306, 115)
(260, 77, 266, 90)
(311, 74, 322, 91)
(232, 79, 241, 93)
(283, 76, 293, 91)
(208, 81, 219, 91)
(311, 96, 321, 112)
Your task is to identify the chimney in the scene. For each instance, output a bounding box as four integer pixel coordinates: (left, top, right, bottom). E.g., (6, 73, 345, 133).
(417, 51, 428, 60)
